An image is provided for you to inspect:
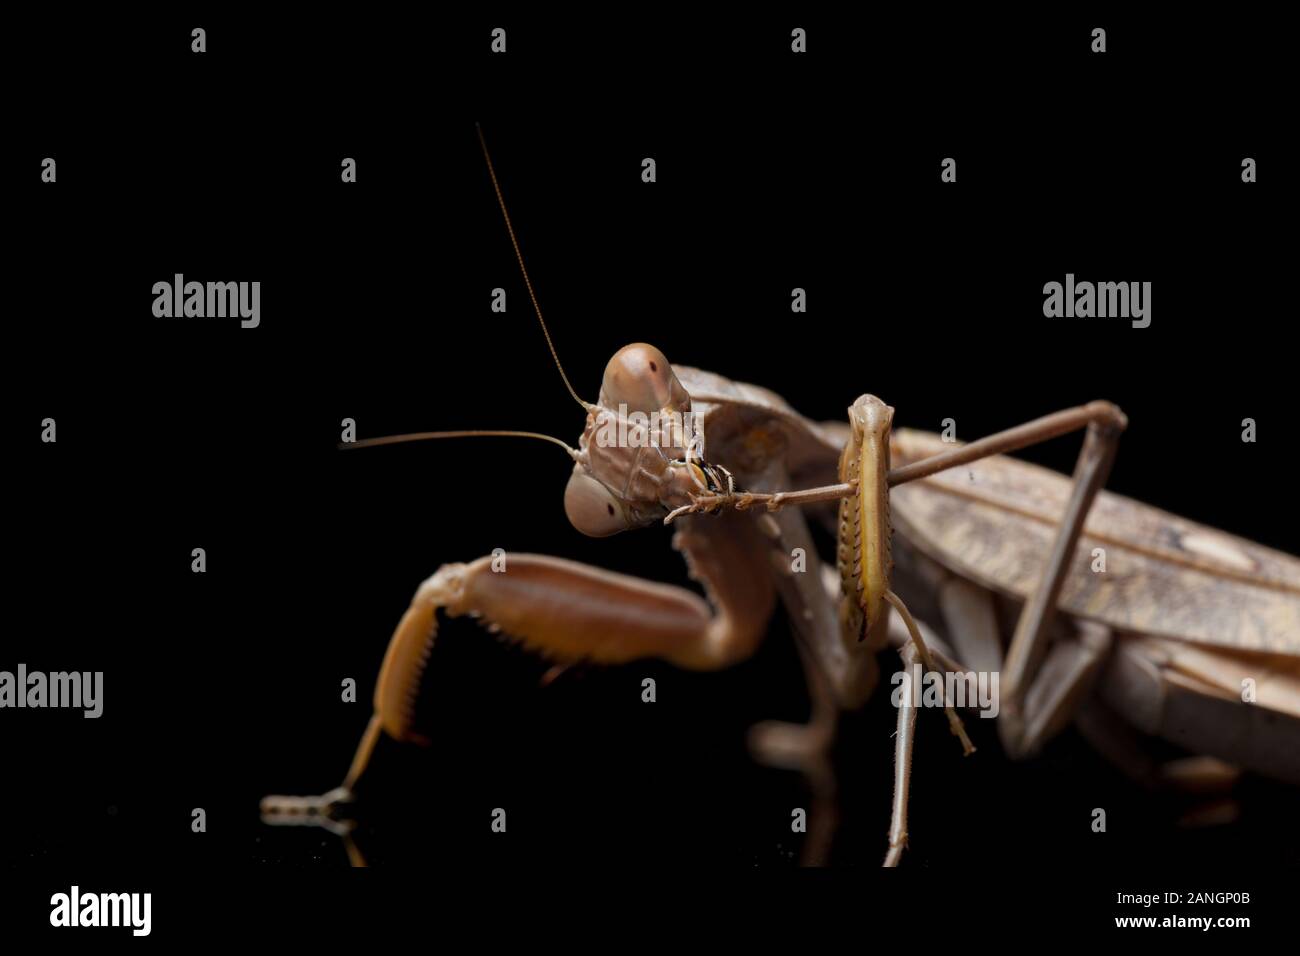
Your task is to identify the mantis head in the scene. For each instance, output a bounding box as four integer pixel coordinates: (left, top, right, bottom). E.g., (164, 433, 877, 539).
(564, 343, 723, 537)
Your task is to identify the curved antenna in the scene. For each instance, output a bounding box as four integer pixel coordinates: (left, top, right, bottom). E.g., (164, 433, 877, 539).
(476, 123, 593, 411)
(342, 429, 579, 461)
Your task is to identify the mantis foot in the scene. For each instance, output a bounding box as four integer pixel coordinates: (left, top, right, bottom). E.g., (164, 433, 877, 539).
(260, 786, 357, 834)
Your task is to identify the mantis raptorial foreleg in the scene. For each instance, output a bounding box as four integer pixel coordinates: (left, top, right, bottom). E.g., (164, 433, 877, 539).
(263, 513, 781, 822)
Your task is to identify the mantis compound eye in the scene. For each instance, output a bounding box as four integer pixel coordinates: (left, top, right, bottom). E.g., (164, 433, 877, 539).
(564, 472, 630, 537)
(600, 343, 691, 416)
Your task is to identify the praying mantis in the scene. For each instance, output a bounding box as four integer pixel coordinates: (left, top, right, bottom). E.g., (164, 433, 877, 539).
(260, 126, 1300, 866)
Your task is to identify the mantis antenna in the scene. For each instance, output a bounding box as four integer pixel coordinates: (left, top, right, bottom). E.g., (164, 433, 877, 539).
(342, 429, 578, 460)
(343, 127, 594, 457)
(476, 122, 594, 412)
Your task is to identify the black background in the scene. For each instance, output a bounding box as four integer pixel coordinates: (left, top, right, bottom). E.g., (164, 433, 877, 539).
(3, 5, 1293, 936)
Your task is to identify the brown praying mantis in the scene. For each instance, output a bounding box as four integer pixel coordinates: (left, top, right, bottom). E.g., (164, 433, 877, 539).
(261, 127, 1300, 866)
